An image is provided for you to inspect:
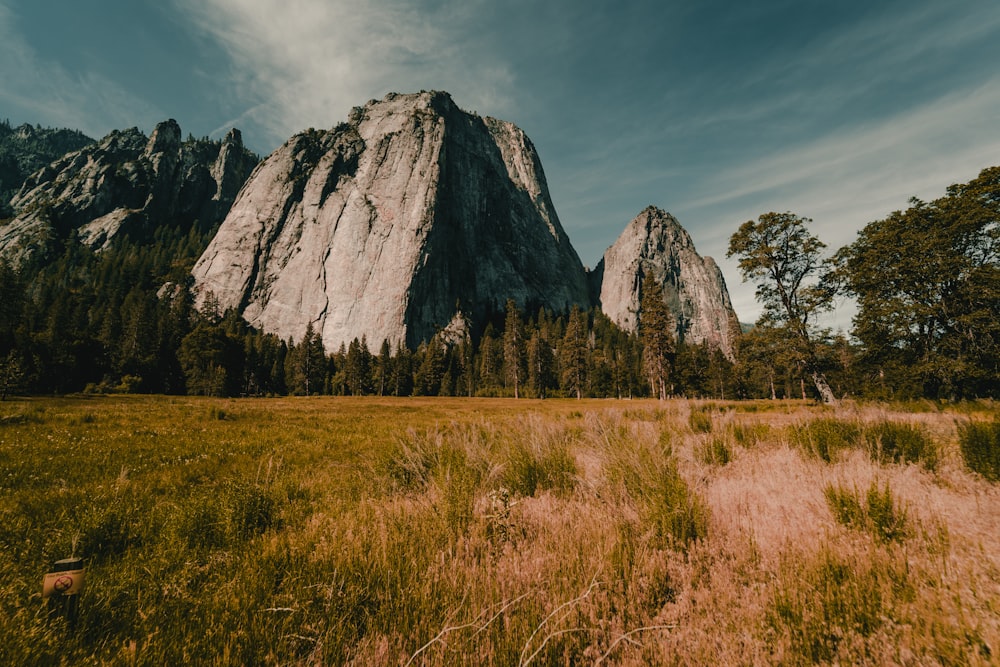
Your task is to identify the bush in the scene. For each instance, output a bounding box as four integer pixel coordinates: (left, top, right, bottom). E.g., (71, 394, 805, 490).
(957, 419, 1000, 481)
(864, 421, 937, 470)
(791, 418, 861, 462)
(501, 439, 577, 497)
(730, 422, 770, 448)
(768, 548, 908, 663)
(80, 493, 149, 559)
(824, 480, 907, 542)
(697, 435, 732, 466)
(226, 481, 280, 539)
(648, 460, 708, 548)
(688, 409, 713, 433)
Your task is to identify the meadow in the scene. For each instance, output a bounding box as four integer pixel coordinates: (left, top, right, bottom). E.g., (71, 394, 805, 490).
(0, 395, 997, 666)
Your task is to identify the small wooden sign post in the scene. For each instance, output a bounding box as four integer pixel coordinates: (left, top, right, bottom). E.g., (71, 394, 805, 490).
(43, 557, 85, 629)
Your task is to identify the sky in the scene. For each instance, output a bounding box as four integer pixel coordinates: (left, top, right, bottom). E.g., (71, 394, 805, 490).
(3, 0, 999, 327)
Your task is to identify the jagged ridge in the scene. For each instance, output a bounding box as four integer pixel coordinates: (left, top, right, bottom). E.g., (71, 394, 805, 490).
(0, 120, 258, 265)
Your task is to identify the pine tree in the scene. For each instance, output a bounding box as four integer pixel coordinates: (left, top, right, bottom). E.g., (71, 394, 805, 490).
(375, 339, 392, 396)
(502, 299, 526, 398)
(526, 330, 555, 398)
(560, 306, 588, 399)
(639, 273, 675, 400)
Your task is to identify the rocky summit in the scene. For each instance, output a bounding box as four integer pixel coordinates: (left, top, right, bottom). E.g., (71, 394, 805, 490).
(0, 120, 257, 266)
(191, 91, 591, 351)
(593, 206, 741, 359)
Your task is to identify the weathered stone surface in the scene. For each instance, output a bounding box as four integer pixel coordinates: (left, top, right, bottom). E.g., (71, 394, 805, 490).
(192, 91, 590, 350)
(0, 121, 94, 216)
(0, 120, 257, 265)
(594, 206, 740, 358)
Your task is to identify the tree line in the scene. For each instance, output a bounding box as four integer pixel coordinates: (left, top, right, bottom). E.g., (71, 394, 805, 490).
(0, 166, 996, 401)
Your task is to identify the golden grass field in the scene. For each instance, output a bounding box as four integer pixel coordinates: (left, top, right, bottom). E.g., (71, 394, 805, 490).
(1, 396, 997, 665)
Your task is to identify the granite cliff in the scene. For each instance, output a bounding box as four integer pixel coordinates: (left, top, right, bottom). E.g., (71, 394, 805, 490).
(191, 91, 591, 350)
(0, 120, 257, 265)
(0, 121, 95, 216)
(2, 94, 742, 358)
(593, 206, 741, 359)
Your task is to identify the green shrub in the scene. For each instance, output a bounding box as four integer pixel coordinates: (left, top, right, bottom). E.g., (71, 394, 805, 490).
(174, 492, 228, 550)
(225, 481, 280, 539)
(730, 422, 770, 447)
(824, 480, 908, 542)
(823, 483, 864, 527)
(432, 443, 481, 538)
(647, 459, 708, 548)
(501, 440, 576, 497)
(689, 409, 713, 433)
(791, 418, 861, 462)
(957, 419, 1000, 481)
(697, 435, 732, 466)
(80, 493, 149, 559)
(608, 437, 709, 550)
(768, 548, 908, 663)
(864, 421, 937, 470)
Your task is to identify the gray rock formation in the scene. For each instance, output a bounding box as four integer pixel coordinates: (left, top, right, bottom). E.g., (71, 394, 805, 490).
(192, 91, 590, 351)
(593, 206, 740, 359)
(0, 121, 95, 216)
(0, 121, 257, 265)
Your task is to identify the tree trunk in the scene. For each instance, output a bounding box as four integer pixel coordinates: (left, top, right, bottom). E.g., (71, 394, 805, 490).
(810, 371, 838, 405)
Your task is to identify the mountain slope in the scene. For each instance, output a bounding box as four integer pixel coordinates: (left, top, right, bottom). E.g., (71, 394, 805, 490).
(192, 91, 591, 350)
(0, 120, 94, 217)
(0, 120, 257, 266)
(594, 206, 741, 358)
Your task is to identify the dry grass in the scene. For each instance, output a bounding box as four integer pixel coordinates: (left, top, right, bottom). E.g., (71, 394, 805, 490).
(0, 396, 997, 665)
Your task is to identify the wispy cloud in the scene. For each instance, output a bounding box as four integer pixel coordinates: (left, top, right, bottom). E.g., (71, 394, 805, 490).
(0, 5, 159, 136)
(676, 79, 1000, 325)
(172, 0, 517, 146)
(683, 80, 1000, 240)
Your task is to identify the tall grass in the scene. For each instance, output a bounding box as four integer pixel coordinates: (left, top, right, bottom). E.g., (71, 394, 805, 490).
(824, 480, 908, 542)
(789, 417, 861, 462)
(0, 397, 996, 665)
(958, 419, 1000, 481)
(864, 420, 938, 470)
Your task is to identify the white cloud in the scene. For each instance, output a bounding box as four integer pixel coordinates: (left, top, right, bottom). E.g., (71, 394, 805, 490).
(675, 78, 1000, 326)
(173, 0, 516, 146)
(0, 5, 159, 136)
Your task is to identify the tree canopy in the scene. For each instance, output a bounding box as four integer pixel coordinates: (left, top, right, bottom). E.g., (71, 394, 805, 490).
(834, 166, 1000, 398)
(728, 212, 838, 403)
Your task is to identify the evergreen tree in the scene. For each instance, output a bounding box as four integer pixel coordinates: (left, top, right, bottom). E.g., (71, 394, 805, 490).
(502, 299, 527, 398)
(477, 324, 503, 396)
(392, 342, 414, 396)
(526, 330, 556, 398)
(560, 306, 588, 399)
(178, 321, 242, 396)
(345, 336, 372, 395)
(639, 273, 675, 400)
(374, 339, 392, 396)
(287, 323, 326, 395)
(414, 338, 447, 396)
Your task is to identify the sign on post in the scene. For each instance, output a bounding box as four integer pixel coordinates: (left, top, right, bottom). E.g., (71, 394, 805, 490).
(42, 557, 85, 597)
(43, 557, 85, 629)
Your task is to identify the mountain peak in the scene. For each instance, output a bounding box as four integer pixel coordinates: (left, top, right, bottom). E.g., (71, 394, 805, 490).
(192, 90, 589, 350)
(597, 207, 740, 358)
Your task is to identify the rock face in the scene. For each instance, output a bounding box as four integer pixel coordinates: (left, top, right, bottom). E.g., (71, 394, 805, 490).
(0, 120, 257, 265)
(593, 206, 740, 359)
(0, 121, 95, 216)
(192, 91, 590, 350)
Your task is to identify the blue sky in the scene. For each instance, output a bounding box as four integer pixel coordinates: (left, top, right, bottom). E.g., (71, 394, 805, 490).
(3, 0, 999, 326)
